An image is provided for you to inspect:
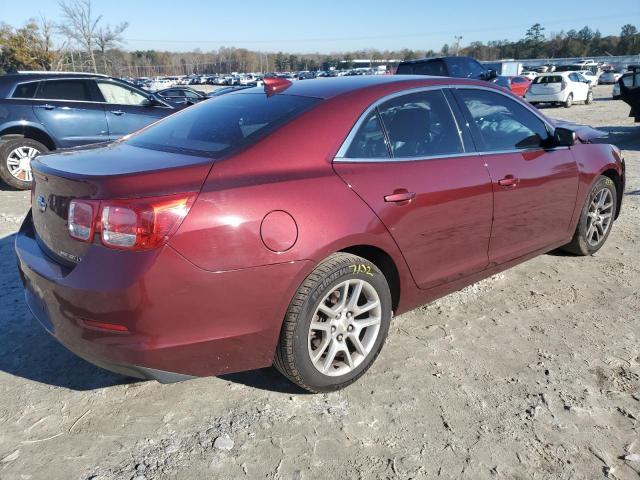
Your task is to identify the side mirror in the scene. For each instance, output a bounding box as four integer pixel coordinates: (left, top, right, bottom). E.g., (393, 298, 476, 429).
(553, 127, 576, 147)
(482, 69, 497, 80)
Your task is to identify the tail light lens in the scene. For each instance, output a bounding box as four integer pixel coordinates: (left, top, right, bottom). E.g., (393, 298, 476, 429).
(68, 200, 97, 241)
(67, 193, 196, 250)
(561, 79, 567, 91)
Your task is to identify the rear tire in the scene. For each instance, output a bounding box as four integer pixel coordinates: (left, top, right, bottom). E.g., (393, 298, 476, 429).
(0, 137, 48, 190)
(562, 176, 617, 256)
(564, 93, 573, 108)
(274, 253, 392, 393)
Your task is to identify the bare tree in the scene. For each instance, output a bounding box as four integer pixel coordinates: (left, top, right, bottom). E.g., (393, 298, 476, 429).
(94, 22, 128, 74)
(58, 0, 101, 72)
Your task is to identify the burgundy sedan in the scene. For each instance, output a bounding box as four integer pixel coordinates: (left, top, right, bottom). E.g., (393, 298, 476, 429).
(16, 76, 625, 392)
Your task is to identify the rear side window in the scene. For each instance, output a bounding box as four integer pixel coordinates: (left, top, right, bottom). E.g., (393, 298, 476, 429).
(396, 60, 446, 76)
(533, 75, 562, 84)
(12, 82, 39, 99)
(378, 90, 464, 158)
(345, 111, 389, 159)
(457, 89, 549, 151)
(126, 93, 321, 157)
(35, 80, 92, 101)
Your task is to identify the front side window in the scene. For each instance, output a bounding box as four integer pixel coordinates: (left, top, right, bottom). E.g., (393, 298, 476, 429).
(446, 58, 470, 78)
(35, 80, 92, 101)
(97, 81, 148, 105)
(126, 93, 321, 157)
(345, 111, 388, 159)
(457, 89, 549, 151)
(467, 60, 487, 78)
(569, 73, 581, 83)
(377, 90, 464, 158)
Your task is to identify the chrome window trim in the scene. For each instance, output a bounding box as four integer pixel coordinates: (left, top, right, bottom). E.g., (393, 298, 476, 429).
(334, 83, 559, 163)
(335, 147, 570, 164)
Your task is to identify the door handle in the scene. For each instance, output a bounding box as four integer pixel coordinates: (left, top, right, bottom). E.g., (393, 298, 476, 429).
(110, 110, 125, 116)
(498, 175, 519, 188)
(384, 190, 416, 204)
(35, 104, 55, 110)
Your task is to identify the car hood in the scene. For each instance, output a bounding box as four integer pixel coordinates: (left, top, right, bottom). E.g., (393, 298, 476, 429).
(550, 120, 608, 143)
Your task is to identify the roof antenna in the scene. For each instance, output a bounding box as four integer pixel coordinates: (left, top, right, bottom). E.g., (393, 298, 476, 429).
(263, 76, 292, 97)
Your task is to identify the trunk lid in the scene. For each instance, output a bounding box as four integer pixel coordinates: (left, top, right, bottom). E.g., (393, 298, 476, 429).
(31, 142, 213, 267)
(530, 75, 563, 95)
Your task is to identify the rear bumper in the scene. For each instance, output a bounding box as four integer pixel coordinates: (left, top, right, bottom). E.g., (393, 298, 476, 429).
(525, 91, 566, 103)
(15, 212, 309, 381)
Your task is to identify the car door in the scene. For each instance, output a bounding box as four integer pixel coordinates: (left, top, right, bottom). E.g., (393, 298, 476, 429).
(453, 88, 579, 266)
(569, 73, 589, 101)
(333, 88, 494, 290)
(31, 79, 109, 147)
(94, 80, 172, 140)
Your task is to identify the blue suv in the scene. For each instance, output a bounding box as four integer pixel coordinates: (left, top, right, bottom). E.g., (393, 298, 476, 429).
(0, 72, 177, 189)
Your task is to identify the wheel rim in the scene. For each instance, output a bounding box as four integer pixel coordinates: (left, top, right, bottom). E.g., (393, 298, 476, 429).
(586, 188, 614, 247)
(6, 146, 40, 182)
(308, 279, 382, 377)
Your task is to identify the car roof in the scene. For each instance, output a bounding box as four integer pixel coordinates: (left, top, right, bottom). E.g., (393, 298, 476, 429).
(398, 56, 464, 64)
(240, 75, 472, 100)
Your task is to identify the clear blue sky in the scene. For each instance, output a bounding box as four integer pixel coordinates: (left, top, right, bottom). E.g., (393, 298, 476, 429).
(2, 0, 639, 53)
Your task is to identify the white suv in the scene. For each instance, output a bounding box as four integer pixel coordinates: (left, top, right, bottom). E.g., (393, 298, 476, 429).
(525, 72, 593, 108)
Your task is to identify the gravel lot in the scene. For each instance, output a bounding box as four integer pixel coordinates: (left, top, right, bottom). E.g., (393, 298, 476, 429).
(0, 85, 639, 480)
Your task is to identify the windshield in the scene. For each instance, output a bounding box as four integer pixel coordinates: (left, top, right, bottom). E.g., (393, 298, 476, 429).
(126, 93, 321, 157)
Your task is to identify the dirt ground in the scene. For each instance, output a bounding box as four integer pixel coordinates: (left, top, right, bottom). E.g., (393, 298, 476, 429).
(0, 85, 639, 480)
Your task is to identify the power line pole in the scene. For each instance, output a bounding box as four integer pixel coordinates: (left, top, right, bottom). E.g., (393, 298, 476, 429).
(454, 36, 463, 56)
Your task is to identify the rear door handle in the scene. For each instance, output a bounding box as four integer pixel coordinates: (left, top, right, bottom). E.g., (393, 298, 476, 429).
(35, 104, 55, 110)
(498, 175, 519, 188)
(384, 190, 416, 204)
(110, 110, 125, 116)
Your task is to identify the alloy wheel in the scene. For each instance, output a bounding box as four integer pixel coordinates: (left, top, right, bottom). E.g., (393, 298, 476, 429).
(586, 187, 614, 246)
(6, 146, 40, 182)
(308, 279, 382, 376)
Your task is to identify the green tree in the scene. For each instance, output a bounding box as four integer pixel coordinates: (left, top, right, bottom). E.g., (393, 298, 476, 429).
(0, 20, 54, 72)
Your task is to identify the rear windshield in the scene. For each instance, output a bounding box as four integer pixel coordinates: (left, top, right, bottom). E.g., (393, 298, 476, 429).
(126, 93, 321, 157)
(396, 60, 446, 76)
(533, 75, 562, 84)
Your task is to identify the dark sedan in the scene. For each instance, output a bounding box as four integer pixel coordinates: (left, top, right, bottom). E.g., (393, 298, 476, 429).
(155, 86, 208, 106)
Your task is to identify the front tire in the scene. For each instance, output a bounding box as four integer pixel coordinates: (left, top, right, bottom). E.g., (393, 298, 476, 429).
(0, 137, 48, 190)
(585, 90, 594, 104)
(562, 175, 617, 255)
(274, 253, 392, 393)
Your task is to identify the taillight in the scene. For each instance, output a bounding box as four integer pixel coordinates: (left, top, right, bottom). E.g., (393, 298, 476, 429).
(68, 200, 97, 241)
(67, 193, 196, 250)
(561, 79, 567, 91)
